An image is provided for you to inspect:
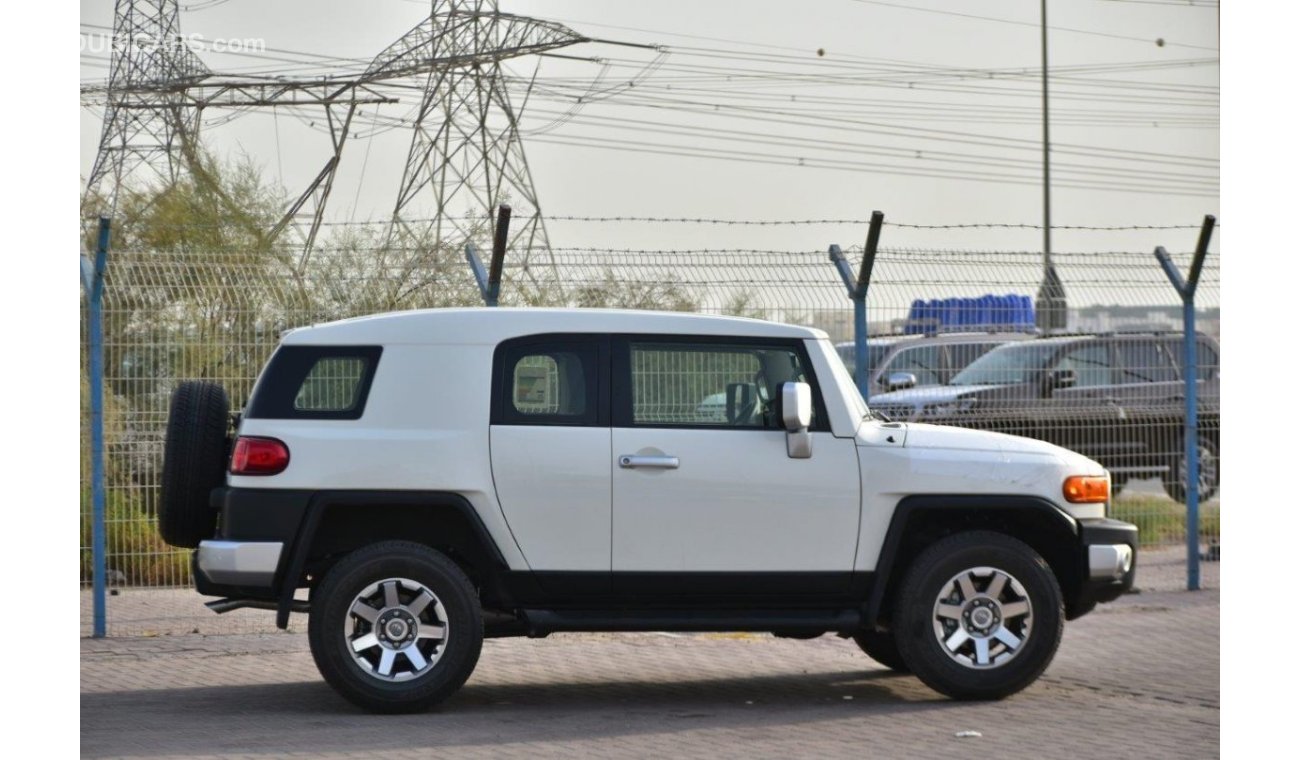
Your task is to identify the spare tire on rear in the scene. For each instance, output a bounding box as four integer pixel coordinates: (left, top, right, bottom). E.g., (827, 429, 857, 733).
(159, 381, 230, 548)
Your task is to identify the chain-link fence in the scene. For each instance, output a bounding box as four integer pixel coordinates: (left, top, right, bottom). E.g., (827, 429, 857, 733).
(81, 221, 1219, 636)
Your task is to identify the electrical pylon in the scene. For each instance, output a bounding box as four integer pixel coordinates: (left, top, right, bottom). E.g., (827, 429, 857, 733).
(81, 0, 396, 261)
(365, 1, 588, 269)
(82, 0, 210, 216)
(83, 0, 593, 268)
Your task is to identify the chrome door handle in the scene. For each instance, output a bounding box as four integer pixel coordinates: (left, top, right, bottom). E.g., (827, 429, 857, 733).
(618, 455, 680, 469)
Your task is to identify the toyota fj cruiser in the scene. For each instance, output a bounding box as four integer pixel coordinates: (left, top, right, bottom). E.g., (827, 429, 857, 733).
(159, 308, 1137, 713)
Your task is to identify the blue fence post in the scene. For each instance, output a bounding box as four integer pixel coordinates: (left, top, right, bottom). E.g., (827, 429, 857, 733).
(1154, 214, 1215, 592)
(84, 217, 112, 637)
(829, 246, 869, 400)
(464, 205, 512, 306)
(828, 212, 885, 402)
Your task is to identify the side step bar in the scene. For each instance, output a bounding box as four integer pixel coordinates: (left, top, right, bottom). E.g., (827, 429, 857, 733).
(520, 608, 862, 636)
(206, 598, 309, 615)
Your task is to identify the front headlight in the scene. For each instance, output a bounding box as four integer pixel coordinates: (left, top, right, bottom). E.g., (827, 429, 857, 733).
(921, 398, 977, 417)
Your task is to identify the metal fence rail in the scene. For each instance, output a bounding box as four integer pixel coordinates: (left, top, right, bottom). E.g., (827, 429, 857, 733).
(81, 224, 1219, 637)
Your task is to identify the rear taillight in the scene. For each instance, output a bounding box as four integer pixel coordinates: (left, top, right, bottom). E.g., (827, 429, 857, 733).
(230, 436, 290, 475)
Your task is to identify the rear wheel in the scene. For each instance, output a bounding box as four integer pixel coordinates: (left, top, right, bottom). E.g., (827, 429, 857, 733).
(893, 531, 1063, 700)
(158, 381, 229, 548)
(308, 541, 483, 713)
(852, 629, 909, 672)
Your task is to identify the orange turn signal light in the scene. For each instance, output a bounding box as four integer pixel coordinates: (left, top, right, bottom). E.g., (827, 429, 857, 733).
(1063, 475, 1110, 504)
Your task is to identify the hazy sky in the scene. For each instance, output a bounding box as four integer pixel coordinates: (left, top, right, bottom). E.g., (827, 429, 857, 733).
(79, 0, 1219, 258)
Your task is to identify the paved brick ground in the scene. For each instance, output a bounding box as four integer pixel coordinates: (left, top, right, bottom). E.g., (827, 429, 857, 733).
(81, 586, 1218, 759)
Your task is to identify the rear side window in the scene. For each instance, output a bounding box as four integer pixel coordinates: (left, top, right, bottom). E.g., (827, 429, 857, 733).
(246, 346, 382, 420)
(1055, 344, 1114, 387)
(511, 352, 589, 417)
(492, 335, 604, 426)
(1166, 338, 1220, 382)
(1118, 341, 1177, 383)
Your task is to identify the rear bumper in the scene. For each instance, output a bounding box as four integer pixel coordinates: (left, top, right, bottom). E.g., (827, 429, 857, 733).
(196, 540, 283, 587)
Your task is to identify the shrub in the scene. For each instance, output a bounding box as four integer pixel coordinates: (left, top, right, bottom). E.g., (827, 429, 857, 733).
(80, 490, 191, 587)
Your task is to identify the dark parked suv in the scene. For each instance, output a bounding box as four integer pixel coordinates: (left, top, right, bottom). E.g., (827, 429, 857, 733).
(868, 332, 1220, 503)
(835, 332, 1034, 396)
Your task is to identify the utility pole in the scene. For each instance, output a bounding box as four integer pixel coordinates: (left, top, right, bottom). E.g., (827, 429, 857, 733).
(1035, 0, 1066, 331)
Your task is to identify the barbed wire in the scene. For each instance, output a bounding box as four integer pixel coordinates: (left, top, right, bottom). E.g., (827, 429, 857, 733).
(103, 245, 1216, 259)
(884, 221, 1217, 231)
(81, 215, 1218, 231)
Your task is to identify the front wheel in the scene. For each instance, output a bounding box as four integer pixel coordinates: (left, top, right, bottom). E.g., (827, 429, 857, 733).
(893, 531, 1063, 700)
(308, 541, 483, 713)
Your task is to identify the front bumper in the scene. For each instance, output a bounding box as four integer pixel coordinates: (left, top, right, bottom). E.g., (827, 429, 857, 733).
(1072, 518, 1138, 616)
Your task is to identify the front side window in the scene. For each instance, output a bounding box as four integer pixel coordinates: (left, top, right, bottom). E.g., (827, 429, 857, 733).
(628, 342, 817, 429)
(885, 345, 944, 386)
(951, 343, 1060, 386)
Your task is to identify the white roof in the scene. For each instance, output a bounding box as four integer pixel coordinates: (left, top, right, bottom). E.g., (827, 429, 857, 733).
(282, 308, 828, 346)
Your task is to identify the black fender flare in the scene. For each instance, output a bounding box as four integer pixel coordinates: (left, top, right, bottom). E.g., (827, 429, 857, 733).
(863, 494, 1079, 629)
(275, 490, 511, 628)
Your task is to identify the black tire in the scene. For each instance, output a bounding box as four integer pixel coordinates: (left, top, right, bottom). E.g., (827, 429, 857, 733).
(852, 629, 910, 673)
(893, 531, 1063, 700)
(158, 381, 229, 548)
(1163, 435, 1219, 504)
(308, 541, 483, 714)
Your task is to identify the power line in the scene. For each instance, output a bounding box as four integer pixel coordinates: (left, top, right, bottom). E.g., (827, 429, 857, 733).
(846, 0, 1219, 51)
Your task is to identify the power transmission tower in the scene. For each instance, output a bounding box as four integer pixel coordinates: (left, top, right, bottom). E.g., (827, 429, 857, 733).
(81, 1, 396, 262)
(364, 1, 588, 270)
(83, 0, 210, 217)
(83, 0, 606, 269)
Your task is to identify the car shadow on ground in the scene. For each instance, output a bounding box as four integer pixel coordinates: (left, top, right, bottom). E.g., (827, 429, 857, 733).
(82, 668, 962, 757)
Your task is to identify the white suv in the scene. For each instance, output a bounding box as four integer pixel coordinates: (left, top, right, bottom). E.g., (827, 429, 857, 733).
(159, 308, 1136, 713)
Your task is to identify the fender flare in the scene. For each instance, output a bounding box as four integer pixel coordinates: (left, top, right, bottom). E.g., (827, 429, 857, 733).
(275, 490, 510, 628)
(863, 494, 1079, 629)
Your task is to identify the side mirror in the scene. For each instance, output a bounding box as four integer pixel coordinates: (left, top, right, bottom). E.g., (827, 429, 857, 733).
(781, 382, 813, 459)
(1047, 368, 1077, 390)
(884, 371, 918, 392)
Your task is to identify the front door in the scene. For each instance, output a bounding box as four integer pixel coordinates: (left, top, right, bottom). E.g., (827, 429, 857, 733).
(610, 337, 861, 600)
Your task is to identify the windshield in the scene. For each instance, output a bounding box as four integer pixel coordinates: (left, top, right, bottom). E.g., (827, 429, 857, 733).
(951, 343, 1061, 385)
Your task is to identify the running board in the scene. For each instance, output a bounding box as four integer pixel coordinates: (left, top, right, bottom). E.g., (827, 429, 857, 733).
(520, 608, 862, 636)
(206, 598, 310, 615)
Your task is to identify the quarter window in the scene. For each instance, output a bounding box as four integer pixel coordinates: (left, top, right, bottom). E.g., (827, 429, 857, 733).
(245, 346, 382, 420)
(294, 357, 369, 412)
